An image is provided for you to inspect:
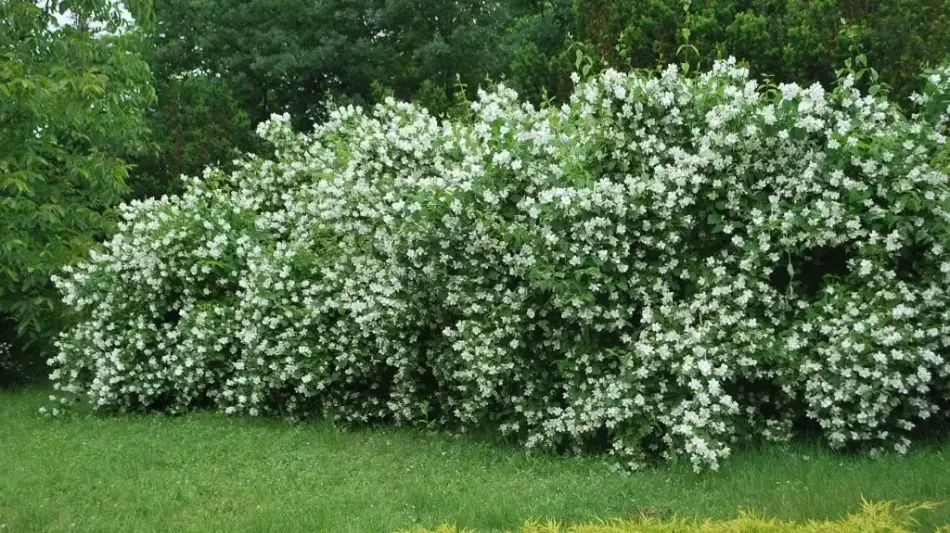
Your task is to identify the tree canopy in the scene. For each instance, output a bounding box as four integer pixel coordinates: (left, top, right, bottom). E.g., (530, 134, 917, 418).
(0, 0, 154, 361)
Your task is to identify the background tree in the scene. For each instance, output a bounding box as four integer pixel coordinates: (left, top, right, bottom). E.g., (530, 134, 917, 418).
(129, 70, 256, 199)
(573, 0, 950, 98)
(150, 0, 388, 128)
(126, 0, 950, 206)
(497, 0, 575, 104)
(0, 0, 155, 382)
(147, 0, 550, 125)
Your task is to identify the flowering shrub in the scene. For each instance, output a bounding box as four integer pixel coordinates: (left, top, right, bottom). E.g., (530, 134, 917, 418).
(48, 59, 950, 471)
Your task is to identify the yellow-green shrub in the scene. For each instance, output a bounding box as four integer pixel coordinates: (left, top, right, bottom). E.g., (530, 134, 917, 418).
(400, 501, 942, 533)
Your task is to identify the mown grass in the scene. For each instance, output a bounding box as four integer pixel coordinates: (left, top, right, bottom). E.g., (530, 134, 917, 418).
(1, 387, 949, 533)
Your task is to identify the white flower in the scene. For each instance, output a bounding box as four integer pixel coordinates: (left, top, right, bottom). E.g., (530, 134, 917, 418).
(47, 60, 950, 473)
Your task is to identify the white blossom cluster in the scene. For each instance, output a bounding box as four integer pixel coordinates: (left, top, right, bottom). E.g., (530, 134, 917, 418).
(0, 340, 36, 385)
(0, 341, 12, 371)
(912, 64, 950, 142)
(49, 60, 950, 472)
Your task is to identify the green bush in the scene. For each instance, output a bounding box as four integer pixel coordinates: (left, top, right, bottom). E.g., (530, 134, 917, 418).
(48, 60, 950, 471)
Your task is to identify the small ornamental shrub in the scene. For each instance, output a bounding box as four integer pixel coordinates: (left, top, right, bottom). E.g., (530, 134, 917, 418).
(399, 501, 941, 533)
(49, 59, 950, 472)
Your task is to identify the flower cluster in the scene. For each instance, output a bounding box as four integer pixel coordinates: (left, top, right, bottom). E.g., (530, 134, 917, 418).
(0, 341, 12, 373)
(0, 340, 35, 385)
(49, 60, 950, 471)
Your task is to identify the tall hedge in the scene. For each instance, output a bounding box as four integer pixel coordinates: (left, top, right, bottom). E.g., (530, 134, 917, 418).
(49, 60, 950, 471)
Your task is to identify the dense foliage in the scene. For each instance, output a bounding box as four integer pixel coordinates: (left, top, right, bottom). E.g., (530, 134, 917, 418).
(576, 0, 950, 99)
(129, 72, 255, 199)
(130, 0, 950, 201)
(48, 60, 950, 471)
(146, 0, 530, 126)
(0, 0, 154, 377)
(128, 0, 532, 197)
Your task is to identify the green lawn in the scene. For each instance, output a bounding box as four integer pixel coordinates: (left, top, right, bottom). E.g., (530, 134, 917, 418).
(2, 387, 949, 533)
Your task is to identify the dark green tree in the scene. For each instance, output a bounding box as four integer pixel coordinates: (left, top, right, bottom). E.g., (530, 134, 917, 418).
(574, 0, 950, 98)
(132, 0, 950, 204)
(498, 0, 576, 104)
(150, 0, 388, 127)
(129, 72, 255, 198)
(148, 0, 544, 124)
